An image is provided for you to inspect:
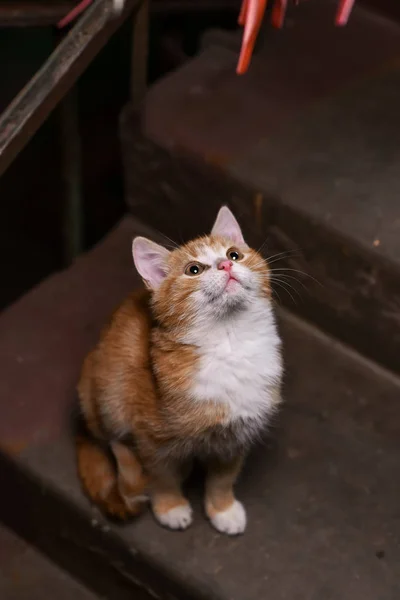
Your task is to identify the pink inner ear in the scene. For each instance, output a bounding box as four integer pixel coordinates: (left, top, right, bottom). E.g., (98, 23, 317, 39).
(132, 238, 170, 289)
(211, 207, 245, 244)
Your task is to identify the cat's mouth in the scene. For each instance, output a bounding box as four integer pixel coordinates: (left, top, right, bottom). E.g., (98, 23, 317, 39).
(224, 274, 241, 290)
(204, 274, 247, 304)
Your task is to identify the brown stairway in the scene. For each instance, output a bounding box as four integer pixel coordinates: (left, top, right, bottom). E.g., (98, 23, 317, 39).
(0, 1, 399, 598)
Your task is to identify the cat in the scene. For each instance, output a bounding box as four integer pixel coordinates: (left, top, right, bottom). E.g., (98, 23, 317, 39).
(77, 206, 283, 535)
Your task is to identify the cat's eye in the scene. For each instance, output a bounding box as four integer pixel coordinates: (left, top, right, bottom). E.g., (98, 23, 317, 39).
(185, 262, 205, 276)
(227, 248, 244, 262)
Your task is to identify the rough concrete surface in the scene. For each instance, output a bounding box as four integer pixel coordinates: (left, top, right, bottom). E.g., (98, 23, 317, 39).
(0, 523, 98, 600)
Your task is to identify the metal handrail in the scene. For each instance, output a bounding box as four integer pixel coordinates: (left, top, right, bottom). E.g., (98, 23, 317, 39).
(0, 0, 140, 176)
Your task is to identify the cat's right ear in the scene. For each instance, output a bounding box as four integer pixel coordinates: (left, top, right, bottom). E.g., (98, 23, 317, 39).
(132, 237, 170, 290)
(211, 206, 245, 244)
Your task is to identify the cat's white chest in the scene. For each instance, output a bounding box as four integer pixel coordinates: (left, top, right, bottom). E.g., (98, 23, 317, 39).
(188, 304, 282, 423)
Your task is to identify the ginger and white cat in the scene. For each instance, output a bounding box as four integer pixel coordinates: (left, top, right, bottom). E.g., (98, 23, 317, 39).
(77, 207, 283, 535)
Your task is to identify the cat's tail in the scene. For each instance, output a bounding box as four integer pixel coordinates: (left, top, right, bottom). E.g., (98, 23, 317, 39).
(76, 434, 147, 520)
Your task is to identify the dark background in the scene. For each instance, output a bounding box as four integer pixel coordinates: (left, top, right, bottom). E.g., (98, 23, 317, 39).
(0, 8, 238, 310)
(0, 0, 396, 310)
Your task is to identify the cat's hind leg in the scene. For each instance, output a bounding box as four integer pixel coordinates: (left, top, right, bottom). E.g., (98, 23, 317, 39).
(112, 442, 149, 513)
(77, 352, 148, 519)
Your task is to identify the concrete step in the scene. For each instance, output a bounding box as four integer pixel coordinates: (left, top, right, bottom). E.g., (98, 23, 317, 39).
(120, 0, 400, 376)
(0, 216, 399, 600)
(0, 523, 98, 600)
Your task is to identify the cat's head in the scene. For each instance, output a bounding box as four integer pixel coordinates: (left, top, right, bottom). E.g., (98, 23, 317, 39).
(132, 207, 271, 326)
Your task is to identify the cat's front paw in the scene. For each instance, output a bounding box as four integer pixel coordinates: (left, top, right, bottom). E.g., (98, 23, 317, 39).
(154, 503, 193, 530)
(209, 500, 247, 535)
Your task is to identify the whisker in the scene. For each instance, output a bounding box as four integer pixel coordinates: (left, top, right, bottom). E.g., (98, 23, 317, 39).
(267, 253, 303, 266)
(272, 277, 302, 300)
(152, 229, 180, 250)
(256, 237, 270, 254)
(247, 255, 273, 267)
(247, 250, 301, 271)
(272, 282, 297, 305)
(270, 273, 309, 293)
(270, 268, 322, 286)
(248, 261, 268, 270)
(266, 249, 302, 264)
(272, 286, 283, 305)
(270, 279, 298, 304)
(245, 257, 268, 269)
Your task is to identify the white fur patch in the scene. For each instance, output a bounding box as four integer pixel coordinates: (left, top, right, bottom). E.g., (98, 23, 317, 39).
(155, 504, 193, 530)
(187, 296, 282, 425)
(195, 241, 228, 266)
(180, 240, 282, 432)
(210, 500, 247, 535)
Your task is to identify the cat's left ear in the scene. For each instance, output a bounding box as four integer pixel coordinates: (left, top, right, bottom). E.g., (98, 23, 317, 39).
(211, 206, 245, 244)
(132, 237, 170, 290)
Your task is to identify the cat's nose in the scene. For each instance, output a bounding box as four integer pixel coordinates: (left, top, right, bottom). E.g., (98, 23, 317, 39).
(218, 259, 233, 272)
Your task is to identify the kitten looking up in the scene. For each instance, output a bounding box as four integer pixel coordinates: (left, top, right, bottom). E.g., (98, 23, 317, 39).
(77, 206, 283, 535)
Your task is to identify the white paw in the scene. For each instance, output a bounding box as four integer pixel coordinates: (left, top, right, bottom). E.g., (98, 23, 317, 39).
(210, 500, 247, 535)
(155, 504, 193, 530)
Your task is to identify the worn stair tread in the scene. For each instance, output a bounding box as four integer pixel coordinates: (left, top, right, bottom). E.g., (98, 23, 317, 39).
(0, 523, 98, 600)
(0, 216, 399, 600)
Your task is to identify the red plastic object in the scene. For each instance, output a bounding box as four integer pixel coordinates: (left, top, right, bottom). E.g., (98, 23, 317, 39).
(336, 0, 356, 25)
(57, 0, 124, 28)
(58, 0, 355, 72)
(57, 0, 93, 28)
(237, 0, 267, 74)
(237, 0, 356, 75)
(271, 0, 288, 29)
